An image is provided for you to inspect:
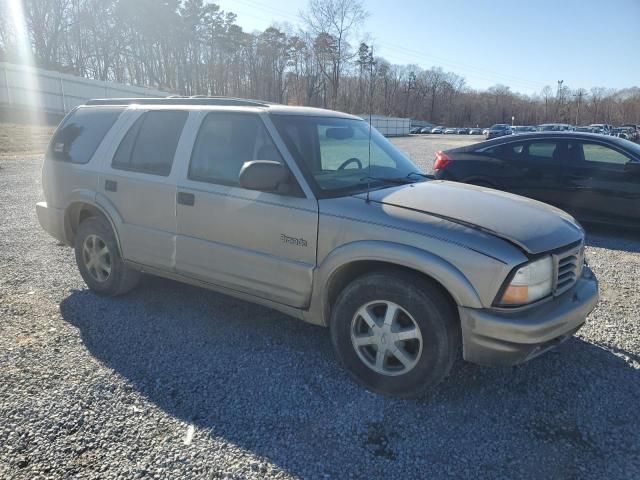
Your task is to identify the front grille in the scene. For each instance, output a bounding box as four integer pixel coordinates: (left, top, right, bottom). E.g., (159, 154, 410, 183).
(553, 244, 584, 296)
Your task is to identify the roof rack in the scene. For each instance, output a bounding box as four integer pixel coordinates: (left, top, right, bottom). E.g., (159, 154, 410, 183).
(85, 96, 271, 107)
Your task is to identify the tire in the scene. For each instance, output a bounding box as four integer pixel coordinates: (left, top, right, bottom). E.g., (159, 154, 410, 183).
(330, 270, 460, 397)
(74, 215, 140, 296)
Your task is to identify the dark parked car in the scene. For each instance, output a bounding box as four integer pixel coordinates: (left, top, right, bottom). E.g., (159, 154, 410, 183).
(433, 132, 640, 228)
(410, 126, 422, 134)
(512, 126, 538, 134)
(457, 128, 469, 134)
(485, 124, 512, 139)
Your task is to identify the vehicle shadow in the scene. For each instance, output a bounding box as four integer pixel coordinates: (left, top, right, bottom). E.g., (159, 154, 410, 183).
(584, 223, 640, 253)
(59, 276, 640, 478)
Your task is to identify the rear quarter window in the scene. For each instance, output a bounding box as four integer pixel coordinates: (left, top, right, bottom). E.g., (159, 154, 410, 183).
(112, 110, 188, 176)
(47, 107, 124, 164)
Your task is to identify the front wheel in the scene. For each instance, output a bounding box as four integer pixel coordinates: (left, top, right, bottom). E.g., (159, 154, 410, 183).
(74, 216, 141, 296)
(330, 270, 460, 397)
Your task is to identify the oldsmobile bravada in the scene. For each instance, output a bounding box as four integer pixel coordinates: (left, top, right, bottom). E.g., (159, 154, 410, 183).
(37, 97, 599, 396)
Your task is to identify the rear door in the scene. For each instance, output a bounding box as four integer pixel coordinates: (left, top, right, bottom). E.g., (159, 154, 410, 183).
(563, 140, 640, 224)
(472, 138, 567, 207)
(468, 140, 531, 191)
(513, 138, 570, 209)
(99, 109, 188, 270)
(174, 111, 318, 308)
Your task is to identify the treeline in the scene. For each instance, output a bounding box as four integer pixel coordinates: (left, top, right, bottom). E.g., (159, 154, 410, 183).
(1, 0, 639, 126)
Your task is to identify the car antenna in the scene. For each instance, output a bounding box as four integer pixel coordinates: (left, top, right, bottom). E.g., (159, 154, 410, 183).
(366, 46, 374, 203)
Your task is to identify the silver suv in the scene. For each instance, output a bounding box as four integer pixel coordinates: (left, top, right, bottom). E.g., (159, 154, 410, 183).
(37, 97, 599, 397)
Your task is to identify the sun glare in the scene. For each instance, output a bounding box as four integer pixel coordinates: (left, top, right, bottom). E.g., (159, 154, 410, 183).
(5, 0, 44, 126)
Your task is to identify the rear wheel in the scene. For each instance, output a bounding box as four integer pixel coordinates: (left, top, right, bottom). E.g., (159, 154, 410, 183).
(74, 216, 140, 296)
(330, 270, 460, 397)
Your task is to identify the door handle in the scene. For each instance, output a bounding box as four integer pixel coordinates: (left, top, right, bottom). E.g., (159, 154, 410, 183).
(105, 180, 117, 192)
(177, 191, 195, 206)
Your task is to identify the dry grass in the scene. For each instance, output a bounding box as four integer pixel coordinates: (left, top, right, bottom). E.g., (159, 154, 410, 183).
(0, 123, 54, 157)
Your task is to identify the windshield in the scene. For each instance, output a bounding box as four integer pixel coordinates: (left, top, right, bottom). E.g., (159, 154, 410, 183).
(271, 115, 424, 196)
(490, 124, 507, 130)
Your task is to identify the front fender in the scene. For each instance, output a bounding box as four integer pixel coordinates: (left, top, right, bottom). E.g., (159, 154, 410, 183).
(304, 240, 483, 326)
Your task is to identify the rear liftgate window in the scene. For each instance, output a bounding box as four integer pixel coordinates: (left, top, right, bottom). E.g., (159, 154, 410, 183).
(48, 107, 124, 164)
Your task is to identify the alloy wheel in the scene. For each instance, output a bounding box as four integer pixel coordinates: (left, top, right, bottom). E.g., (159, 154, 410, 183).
(82, 234, 111, 282)
(350, 300, 423, 376)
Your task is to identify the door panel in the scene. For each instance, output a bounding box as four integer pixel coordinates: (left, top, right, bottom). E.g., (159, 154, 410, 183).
(176, 185, 317, 307)
(99, 110, 188, 270)
(175, 111, 318, 308)
(100, 172, 177, 269)
(563, 142, 640, 224)
(515, 140, 569, 208)
(479, 140, 568, 208)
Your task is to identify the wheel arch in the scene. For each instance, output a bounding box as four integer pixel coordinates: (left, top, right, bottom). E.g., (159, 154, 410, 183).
(63, 192, 123, 253)
(306, 241, 483, 327)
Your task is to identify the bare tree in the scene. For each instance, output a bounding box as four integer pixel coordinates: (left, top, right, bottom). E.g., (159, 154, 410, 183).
(300, 0, 368, 108)
(3, 0, 639, 126)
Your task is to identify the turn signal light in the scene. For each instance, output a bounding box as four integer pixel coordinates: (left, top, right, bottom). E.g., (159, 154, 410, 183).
(501, 285, 529, 304)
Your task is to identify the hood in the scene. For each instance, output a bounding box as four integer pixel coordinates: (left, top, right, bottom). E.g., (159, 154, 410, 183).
(356, 181, 583, 255)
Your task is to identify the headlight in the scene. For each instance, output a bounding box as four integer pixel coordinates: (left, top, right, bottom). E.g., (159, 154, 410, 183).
(497, 256, 553, 306)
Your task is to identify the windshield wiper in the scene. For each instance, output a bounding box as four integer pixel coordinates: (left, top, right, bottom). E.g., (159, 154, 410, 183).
(359, 176, 416, 185)
(407, 171, 434, 180)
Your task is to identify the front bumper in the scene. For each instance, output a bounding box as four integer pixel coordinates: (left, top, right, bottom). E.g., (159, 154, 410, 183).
(459, 266, 598, 366)
(36, 201, 66, 244)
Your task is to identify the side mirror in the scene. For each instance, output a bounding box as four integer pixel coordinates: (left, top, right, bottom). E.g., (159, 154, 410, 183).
(624, 161, 640, 175)
(239, 160, 290, 192)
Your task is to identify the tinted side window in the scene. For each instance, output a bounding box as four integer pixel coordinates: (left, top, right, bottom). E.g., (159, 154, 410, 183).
(189, 113, 283, 186)
(112, 110, 187, 176)
(48, 107, 124, 164)
(582, 143, 630, 166)
(482, 142, 524, 160)
(527, 141, 559, 160)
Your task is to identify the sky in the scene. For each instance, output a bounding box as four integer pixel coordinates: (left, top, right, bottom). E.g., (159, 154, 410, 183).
(216, 0, 640, 95)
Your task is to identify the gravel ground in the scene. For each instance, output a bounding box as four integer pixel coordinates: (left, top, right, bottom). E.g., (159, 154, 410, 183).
(1, 138, 639, 479)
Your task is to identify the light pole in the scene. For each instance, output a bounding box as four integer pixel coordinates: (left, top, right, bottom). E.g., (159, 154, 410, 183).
(573, 89, 588, 126)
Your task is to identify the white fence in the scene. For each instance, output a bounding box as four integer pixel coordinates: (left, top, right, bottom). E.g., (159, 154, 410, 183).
(0, 62, 169, 116)
(359, 114, 411, 137)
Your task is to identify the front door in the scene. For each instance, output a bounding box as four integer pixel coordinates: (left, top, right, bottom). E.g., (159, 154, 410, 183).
(175, 111, 318, 308)
(563, 140, 640, 225)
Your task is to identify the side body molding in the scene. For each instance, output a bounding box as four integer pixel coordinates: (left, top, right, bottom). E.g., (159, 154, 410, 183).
(304, 240, 484, 326)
